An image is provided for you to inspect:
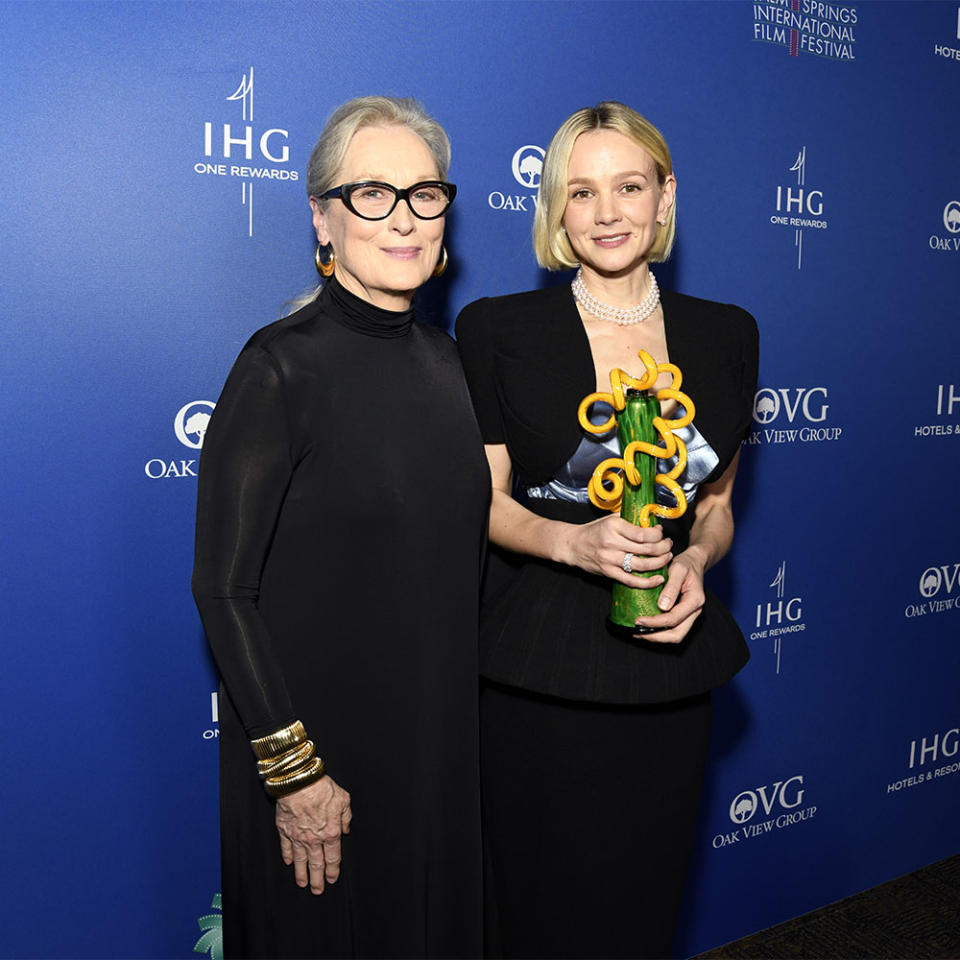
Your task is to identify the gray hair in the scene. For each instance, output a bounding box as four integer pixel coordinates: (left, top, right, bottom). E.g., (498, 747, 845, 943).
(306, 95, 451, 199)
(284, 96, 451, 315)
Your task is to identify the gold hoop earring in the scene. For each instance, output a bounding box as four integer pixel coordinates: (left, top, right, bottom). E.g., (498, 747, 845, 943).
(432, 246, 448, 278)
(315, 245, 335, 278)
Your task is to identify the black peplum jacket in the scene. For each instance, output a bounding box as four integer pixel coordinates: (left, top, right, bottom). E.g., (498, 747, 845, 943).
(456, 282, 759, 704)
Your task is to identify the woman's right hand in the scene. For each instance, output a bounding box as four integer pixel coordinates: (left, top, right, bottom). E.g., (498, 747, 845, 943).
(565, 514, 673, 587)
(275, 774, 352, 895)
(483, 444, 671, 586)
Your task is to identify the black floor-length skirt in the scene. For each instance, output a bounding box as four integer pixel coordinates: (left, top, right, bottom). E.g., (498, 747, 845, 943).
(481, 681, 712, 960)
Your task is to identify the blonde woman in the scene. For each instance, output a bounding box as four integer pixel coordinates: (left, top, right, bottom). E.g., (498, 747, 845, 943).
(456, 102, 758, 958)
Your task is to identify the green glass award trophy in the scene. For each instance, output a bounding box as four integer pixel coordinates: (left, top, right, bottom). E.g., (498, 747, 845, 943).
(576, 349, 696, 630)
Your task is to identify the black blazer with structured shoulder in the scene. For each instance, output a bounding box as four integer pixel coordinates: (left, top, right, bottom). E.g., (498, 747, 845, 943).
(456, 283, 759, 704)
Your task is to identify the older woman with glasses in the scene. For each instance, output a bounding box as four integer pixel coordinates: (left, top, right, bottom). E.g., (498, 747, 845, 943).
(192, 96, 487, 959)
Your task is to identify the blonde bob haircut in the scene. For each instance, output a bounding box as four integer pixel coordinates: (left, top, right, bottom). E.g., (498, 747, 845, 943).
(533, 101, 676, 271)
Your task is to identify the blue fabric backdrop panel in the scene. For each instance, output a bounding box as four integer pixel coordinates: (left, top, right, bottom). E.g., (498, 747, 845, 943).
(1, 2, 958, 957)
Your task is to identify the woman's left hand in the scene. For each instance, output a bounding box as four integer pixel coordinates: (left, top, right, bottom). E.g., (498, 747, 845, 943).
(275, 773, 352, 895)
(633, 550, 706, 644)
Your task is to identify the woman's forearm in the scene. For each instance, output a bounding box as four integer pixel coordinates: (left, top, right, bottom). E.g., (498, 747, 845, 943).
(681, 502, 734, 576)
(488, 487, 576, 565)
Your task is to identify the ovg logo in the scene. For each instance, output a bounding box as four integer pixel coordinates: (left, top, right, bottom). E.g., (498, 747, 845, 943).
(714, 775, 816, 848)
(511, 145, 544, 188)
(745, 386, 841, 446)
(175, 401, 216, 450)
(919, 563, 960, 599)
(753, 387, 828, 425)
(729, 776, 805, 824)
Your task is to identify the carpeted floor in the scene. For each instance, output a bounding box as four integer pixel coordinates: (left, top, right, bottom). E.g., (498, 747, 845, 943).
(691, 854, 960, 959)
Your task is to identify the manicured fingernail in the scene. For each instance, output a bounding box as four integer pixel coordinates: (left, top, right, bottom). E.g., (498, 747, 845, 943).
(659, 596, 673, 610)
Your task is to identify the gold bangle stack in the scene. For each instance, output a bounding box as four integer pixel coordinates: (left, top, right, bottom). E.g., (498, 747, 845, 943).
(250, 721, 326, 799)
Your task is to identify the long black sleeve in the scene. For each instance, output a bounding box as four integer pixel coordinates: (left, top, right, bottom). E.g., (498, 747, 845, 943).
(192, 344, 297, 739)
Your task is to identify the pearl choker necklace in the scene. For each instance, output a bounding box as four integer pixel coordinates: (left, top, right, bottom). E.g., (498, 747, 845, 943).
(571, 268, 660, 325)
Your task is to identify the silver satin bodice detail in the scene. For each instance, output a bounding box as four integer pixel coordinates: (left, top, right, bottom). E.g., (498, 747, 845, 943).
(525, 397, 719, 507)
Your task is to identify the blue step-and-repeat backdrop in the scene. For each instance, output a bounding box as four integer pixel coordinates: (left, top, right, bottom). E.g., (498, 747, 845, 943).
(1, 2, 958, 957)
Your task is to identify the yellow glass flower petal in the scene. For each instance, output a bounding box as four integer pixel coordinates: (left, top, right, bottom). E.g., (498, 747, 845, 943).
(635, 350, 659, 390)
(578, 392, 618, 434)
(587, 457, 628, 512)
(657, 388, 695, 430)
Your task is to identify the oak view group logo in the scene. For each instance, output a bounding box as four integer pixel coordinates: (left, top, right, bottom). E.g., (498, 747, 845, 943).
(929, 201, 960, 254)
(713, 774, 816, 849)
(143, 400, 215, 479)
(904, 561, 960, 621)
(487, 144, 545, 213)
(192, 67, 297, 236)
(744, 384, 841, 446)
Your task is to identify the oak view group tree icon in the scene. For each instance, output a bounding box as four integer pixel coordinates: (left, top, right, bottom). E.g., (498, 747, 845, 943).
(754, 394, 776, 423)
(920, 571, 941, 597)
(945, 203, 960, 233)
(185, 411, 212, 446)
(732, 795, 755, 823)
(518, 152, 542, 187)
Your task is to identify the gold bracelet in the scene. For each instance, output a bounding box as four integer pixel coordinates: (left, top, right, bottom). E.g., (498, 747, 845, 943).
(264, 756, 327, 799)
(250, 720, 307, 761)
(258, 740, 315, 778)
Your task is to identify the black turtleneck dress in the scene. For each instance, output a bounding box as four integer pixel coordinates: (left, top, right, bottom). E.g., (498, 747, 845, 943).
(192, 278, 489, 959)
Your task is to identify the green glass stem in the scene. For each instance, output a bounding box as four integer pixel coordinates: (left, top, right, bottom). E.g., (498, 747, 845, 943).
(609, 391, 667, 629)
